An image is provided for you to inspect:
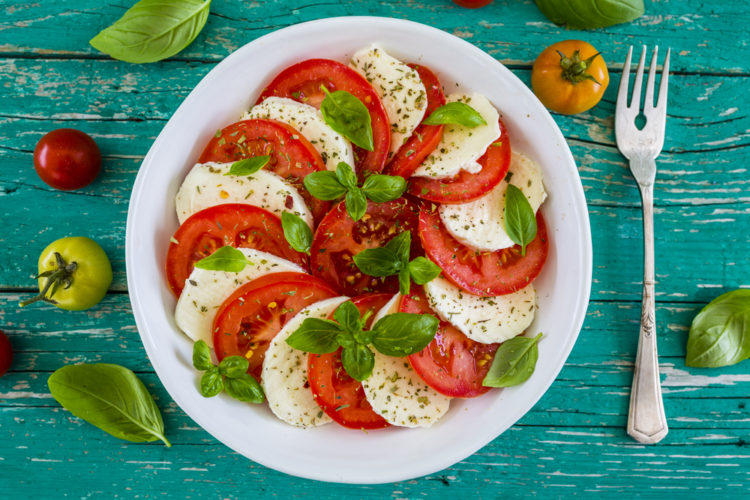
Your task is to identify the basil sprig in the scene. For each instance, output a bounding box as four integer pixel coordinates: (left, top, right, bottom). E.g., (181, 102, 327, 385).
(686, 289, 750, 368)
(192, 340, 264, 403)
(194, 246, 250, 272)
(482, 333, 543, 387)
(353, 231, 441, 295)
(320, 86, 374, 151)
(504, 184, 538, 256)
(303, 162, 407, 221)
(224, 155, 270, 176)
(286, 301, 439, 381)
(281, 212, 312, 254)
(422, 102, 487, 128)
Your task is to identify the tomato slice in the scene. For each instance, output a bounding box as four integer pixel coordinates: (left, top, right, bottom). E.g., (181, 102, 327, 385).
(165, 204, 308, 296)
(418, 205, 549, 296)
(385, 64, 445, 179)
(258, 59, 391, 179)
(307, 293, 392, 430)
(212, 272, 338, 379)
(401, 288, 498, 398)
(310, 197, 421, 296)
(407, 118, 512, 204)
(198, 118, 330, 224)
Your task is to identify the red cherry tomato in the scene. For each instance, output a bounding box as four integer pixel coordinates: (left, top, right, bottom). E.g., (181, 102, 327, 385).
(452, 0, 492, 8)
(33, 129, 101, 190)
(0, 331, 11, 377)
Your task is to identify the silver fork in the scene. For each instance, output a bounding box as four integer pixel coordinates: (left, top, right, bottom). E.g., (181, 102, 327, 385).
(615, 46, 671, 444)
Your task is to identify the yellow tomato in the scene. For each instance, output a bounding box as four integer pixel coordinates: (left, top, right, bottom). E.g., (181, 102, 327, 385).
(531, 40, 609, 115)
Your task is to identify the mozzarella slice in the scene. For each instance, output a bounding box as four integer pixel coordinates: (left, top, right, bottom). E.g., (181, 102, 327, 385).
(262, 297, 349, 428)
(350, 44, 428, 157)
(174, 248, 305, 344)
(412, 93, 501, 179)
(361, 294, 451, 428)
(424, 277, 536, 344)
(242, 97, 354, 171)
(175, 162, 312, 228)
(439, 152, 547, 252)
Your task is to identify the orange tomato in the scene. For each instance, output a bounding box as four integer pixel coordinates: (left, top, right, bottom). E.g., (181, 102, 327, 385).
(531, 40, 609, 115)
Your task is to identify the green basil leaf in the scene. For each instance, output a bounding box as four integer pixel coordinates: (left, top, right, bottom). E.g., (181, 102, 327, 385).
(48, 363, 170, 446)
(200, 367, 224, 397)
(192, 340, 212, 371)
(398, 268, 411, 296)
(335, 162, 358, 189)
(89, 0, 211, 64)
(422, 102, 487, 128)
(686, 289, 750, 368)
(504, 184, 538, 256)
(535, 0, 644, 29)
(341, 344, 375, 382)
(483, 333, 542, 387)
(353, 247, 401, 277)
(286, 318, 343, 354)
(385, 231, 412, 265)
(224, 374, 265, 403)
(334, 301, 362, 333)
(345, 187, 368, 222)
(281, 212, 312, 254)
(408, 257, 442, 285)
(218, 356, 250, 379)
(361, 175, 407, 203)
(303, 171, 348, 200)
(224, 155, 270, 176)
(320, 88, 374, 151)
(371, 313, 439, 356)
(194, 246, 248, 272)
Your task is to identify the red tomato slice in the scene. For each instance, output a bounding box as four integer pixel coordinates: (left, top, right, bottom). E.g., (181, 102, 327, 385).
(165, 204, 308, 296)
(257, 59, 391, 179)
(198, 118, 330, 224)
(385, 64, 446, 179)
(401, 288, 498, 398)
(418, 205, 549, 297)
(212, 272, 338, 379)
(310, 197, 421, 296)
(407, 118, 511, 204)
(308, 293, 392, 430)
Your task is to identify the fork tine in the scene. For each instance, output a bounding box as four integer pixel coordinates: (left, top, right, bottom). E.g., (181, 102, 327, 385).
(656, 48, 671, 110)
(629, 46, 647, 109)
(617, 46, 633, 112)
(643, 46, 659, 112)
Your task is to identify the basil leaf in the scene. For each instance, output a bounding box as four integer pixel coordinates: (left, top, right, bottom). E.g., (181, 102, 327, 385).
(535, 0, 644, 29)
(281, 212, 312, 254)
(398, 268, 411, 296)
(334, 301, 362, 334)
(483, 333, 543, 387)
(48, 363, 170, 446)
(89, 0, 211, 64)
(192, 340, 212, 371)
(371, 313, 439, 356)
(504, 184, 538, 256)
(224, 374, 265, 403)
(225, 156, 270, 176)
(422, 102, 487, 128)
(335, 162, 358, 189)
(320, 87, 374, 151)
(385, 231, 412, 264)
(686, 289, 750, 368)
(218, 356, 249, 379)
(345, 187, 368, 222)
(286, 318, 343, 354)
(303, 171, 348, 200)
(194, 246, 248, 272)
(361, 174, 407, 203)
(200, 367, 224, 397)
(408, 257, 442, 285)
(341, 344, 375, 381)
(353, 247, 401, 277)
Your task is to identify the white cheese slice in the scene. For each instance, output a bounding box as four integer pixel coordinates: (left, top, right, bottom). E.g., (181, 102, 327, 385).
(349, 44, 428, 157)
(174, 248, 305, 345)
(242, 97, 354, 171)
(174, 162, 312, 228)
(412, 93, 501, 179)
(423, 277, 536, 344)
(439, 152, 547, 252)
(361, 294, 451, 428)
(262, 296, 350, 428)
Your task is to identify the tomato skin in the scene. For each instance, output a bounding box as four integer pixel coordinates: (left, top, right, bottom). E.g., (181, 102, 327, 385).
(34, 129, 101, 190)
(0, 331, 12, 377)
(452, 0, 492, 8)
(531, 40, 609, 115)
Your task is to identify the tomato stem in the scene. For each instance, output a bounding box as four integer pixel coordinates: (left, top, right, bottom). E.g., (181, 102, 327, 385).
(556, 50, 602, 85)
(19, 252, 77, 308)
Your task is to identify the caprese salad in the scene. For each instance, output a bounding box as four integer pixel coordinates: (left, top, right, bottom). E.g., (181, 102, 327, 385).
(165, 44, 550, 430)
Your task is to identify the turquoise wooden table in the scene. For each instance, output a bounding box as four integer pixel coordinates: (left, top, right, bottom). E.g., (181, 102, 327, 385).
(1, 0, 748, 497)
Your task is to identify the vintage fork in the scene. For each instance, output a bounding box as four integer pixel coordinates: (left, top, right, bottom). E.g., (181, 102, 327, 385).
(615, 46, 671, 444)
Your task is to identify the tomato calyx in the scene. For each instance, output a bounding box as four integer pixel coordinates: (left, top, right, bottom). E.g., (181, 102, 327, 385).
(20, 252, 77, 307)
(556, 50, 603, 85)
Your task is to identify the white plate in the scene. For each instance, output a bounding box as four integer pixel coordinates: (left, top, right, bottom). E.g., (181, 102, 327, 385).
(126, 16, 592, 484)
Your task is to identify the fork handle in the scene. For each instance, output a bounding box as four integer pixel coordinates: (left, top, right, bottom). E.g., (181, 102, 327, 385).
(627, 181, 668, 444)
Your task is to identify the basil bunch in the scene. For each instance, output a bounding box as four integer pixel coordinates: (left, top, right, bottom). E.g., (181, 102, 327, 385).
(686, 289, 750, 368)
(286, 301, 439, 381)
(535, 0, 645, 29)
(483, 333, 543, 387)
(224, 155, 270, 176)
(193, 340, 264, 403)
(194, 246, 251, 273)
(422, 102, 486, 128)
(504, 184, 538, 256)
